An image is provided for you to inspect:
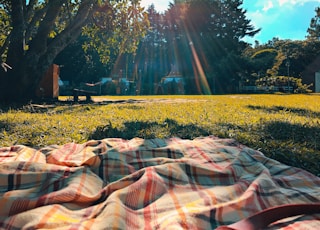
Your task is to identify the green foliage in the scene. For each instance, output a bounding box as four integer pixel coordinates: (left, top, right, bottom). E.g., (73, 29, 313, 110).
(0, 7, 11, 59)
(0, 0, 150, 102)
(251, 48, 277, 58)
(266, 50, 286, 77)
(186, 0, 260, 42)
(241, 48, 277, 85)
(54, 36, 106, 85)
(82, 0, 149, 64)
(243, 39, 320, 90)
(1, 95, 320, 176)
(160, 0, 259, 94)
(133, 0, 260, 94)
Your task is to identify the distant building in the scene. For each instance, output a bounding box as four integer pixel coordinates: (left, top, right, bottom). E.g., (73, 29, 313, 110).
(157, 76, 185, 95)
(315, 72, 320, 93)
(301, 55, 320, 93)
(157, 64, 185, 95)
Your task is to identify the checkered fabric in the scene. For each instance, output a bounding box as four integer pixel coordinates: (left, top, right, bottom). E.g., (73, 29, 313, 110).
(0, 136, 319, 229)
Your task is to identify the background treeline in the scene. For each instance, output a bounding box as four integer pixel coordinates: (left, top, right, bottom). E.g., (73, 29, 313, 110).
(55, 1, 320, 95)
(1, 0, 320, 102)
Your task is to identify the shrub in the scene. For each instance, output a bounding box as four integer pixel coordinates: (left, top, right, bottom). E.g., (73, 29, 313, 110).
(255, 76, 312, 93)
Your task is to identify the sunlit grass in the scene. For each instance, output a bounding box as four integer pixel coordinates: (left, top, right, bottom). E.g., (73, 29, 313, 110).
(1, 94, 320, 176)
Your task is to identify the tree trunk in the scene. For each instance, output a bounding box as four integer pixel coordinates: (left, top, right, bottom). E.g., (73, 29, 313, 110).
(0, 0, 98, 104)
(0, 60, 40, 103)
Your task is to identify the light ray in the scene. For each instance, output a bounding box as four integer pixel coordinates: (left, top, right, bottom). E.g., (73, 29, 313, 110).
(180, 6, 212, 95)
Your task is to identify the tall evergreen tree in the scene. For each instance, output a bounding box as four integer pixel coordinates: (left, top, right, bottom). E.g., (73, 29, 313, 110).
(307, 7, 320, 40)
(138, 5, 168, 94)
(162, 0, 259, 94)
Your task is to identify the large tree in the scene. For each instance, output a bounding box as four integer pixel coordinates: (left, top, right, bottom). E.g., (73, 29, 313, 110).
(0, 0, 146, 103)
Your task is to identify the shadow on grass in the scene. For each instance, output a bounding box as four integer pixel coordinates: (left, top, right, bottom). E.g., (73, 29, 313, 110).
(247, 105, 320, 117)
(0, 99, 144, 113)
(89, 118, 211, 140)
(0, 121, 13, 133)
(217, 120, 320, 176)
(264, 121, 320, 149)
(262, 121, 320, 176)
(89, 118, 320, 176)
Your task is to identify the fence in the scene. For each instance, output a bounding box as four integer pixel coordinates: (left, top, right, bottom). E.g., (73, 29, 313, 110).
(240, 85, 293, 93)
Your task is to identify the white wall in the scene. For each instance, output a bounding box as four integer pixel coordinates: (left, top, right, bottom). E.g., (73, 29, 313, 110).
(315, 72, 320, 93)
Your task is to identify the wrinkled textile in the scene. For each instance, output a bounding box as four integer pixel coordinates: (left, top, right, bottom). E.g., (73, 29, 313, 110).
(0, 136, 319, 229)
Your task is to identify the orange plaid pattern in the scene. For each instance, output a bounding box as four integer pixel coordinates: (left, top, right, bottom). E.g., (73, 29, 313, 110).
(0, 136, 319, 229)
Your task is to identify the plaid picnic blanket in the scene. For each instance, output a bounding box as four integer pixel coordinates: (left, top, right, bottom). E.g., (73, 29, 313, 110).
(0, 136, 319, 229)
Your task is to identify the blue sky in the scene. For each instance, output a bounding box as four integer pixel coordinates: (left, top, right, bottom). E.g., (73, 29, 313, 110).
(140, 0, 320, 44)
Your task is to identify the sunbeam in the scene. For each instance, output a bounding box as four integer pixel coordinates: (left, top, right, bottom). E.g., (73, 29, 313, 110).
(179, 3, 212, 95)
(187, 39, 212, 95)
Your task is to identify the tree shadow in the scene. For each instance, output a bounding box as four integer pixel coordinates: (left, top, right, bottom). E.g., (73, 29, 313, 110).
(261, 120, 320, 176)
(263, 121, 320, 149)
(89, 118, 211, 140)
(247, 105, 320, 117)
(0, 121, 14, 133)
(0, 98, 144, 114)
(213, 120, 320, 176)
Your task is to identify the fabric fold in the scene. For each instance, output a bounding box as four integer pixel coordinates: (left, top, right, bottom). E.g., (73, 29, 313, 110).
(0, 136, 319, 229)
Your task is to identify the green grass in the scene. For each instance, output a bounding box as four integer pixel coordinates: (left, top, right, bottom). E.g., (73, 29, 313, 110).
(1, 94, 320, 176)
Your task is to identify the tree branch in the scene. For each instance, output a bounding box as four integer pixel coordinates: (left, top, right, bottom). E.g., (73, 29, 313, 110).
(45, 0, 102, 55)
(0, 32, 11, 59)
(28, 0, 66, 55)
(25, 0, 38, 22)
(6, 0, 25, 65)
(25, 3, 49, 43)
(37, 0, 98, 72)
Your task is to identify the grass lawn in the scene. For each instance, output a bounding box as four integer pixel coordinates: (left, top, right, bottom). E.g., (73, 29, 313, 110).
(1, 94, 320, 176)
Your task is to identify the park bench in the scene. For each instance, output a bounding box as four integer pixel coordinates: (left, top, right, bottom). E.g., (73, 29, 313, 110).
(72, 88, 97, 102)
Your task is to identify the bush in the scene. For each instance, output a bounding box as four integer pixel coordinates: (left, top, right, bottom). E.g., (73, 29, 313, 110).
(256, 76, 312, 93)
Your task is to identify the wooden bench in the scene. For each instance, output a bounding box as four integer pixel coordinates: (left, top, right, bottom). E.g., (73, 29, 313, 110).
(73, 89, 97, 102)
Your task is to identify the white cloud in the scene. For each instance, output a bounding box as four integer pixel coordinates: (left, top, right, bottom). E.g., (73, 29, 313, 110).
(243, 0, 320, 44)
(278, 0, 320, 6)
(278, 0, 290, 6)
(263, 1, 274, 11)
(246, 10, 265, 28)
(140, 0, 171, 12)
(246, 8, 279, 29)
